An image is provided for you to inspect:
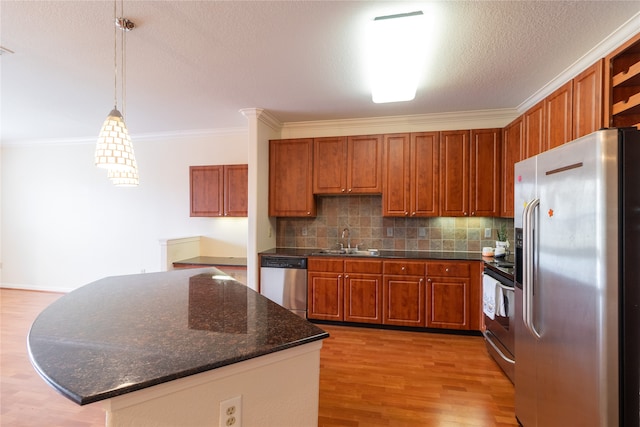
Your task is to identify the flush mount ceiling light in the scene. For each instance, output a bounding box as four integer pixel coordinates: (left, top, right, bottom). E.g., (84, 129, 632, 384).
(95, 0, 138, 186)
(367, 11, 428, 104)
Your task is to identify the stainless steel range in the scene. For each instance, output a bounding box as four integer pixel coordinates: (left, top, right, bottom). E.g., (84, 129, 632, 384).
(482, 258, 515, 383)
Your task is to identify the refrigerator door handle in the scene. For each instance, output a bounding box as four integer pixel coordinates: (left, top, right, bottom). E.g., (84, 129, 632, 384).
(523, 198, 541, 339)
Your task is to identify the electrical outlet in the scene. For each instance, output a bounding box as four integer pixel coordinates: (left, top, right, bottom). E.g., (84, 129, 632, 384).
(301, 227, 308, 236)
(418, 227, 426, 238)
(484, 228, 492, 238)
(386, 227, 394, 237)
(220, 395, 242, 427)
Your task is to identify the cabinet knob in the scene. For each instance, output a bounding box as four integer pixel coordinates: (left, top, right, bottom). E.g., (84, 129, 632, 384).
(401, 266, 406, 271)
(307, 211, 311, 215)
(471, 212, 476, 216)
(348, 188, 352, 193)
(464, 212, 468, 216)
(404, 211, 409, 216)
(427, 278, 431, 282)
(411, 212, 416, 216)
(445, 268, 449, 272)
(345, 274, 349, 279)
(341, 188, 346, 193)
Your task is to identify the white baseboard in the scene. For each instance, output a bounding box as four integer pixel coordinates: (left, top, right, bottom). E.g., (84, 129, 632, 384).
(1, 283, 72, 293)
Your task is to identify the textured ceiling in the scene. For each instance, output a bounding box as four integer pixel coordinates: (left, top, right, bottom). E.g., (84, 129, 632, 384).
(1, 1, 639, 144)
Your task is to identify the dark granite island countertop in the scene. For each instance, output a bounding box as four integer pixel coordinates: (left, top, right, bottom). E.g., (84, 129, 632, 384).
(28, 267, 328, 407)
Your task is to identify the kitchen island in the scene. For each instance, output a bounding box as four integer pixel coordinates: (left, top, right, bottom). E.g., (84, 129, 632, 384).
(28, 267, 328, 426)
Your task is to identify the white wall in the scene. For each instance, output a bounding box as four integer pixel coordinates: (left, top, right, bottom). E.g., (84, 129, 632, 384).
(1, 130, 248, 292)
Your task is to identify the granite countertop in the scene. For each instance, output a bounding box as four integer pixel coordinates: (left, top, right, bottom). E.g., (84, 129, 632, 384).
(260, 247, 489, 261)
(173, 256, 247, 267)
(27, 268, 328, 405)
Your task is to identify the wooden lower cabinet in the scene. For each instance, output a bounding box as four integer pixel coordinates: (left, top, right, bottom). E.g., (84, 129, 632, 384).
(426, 261, 482, 330)
(382, 260, 426, 327)
(309, 257, 481, 331)
(308, 258, 382, 323)
(308, 271, 343, 321)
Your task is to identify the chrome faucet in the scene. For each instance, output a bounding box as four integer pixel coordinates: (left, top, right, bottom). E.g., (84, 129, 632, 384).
(341, 227, 351, 250)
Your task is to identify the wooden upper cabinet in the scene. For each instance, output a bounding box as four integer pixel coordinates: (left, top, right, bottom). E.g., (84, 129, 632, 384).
(604, 32, 640, 130)
(573, 59, 603, 138)
(382, 133, 411, 216)
(190, 165, 224, 217)
(348, 135, 383, 194)
(224, 164, 248, 217)
(439, 130, 470, 217)
(269, 138, 316, 217)
(190, 164, 247, 217)
(524, 100, 545, 158)
(313, 135, 382, 194)
(469, 128, 501, 217)
(501, 117, 523, 218)
(383, 132, 438, 217)
(411, 132, 439, 217)
(313, 136, 347, 194)
(545, 80, 573, 150)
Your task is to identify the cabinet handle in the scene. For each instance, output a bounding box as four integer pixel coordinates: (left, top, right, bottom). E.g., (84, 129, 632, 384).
(307, 211, 311, 215)
(411, 212, 416, 216)
(471, 211, 476, 216)
(341, 188, 346, 192)
(345, 274, 349, 279)
(404, 211, 409, 216)
(464, 212, 468, 216)
(427, 278, 431, 283)
(445, 268, 449, 272)
(401, 266, 406, 271)
(348, 189, 352, 193)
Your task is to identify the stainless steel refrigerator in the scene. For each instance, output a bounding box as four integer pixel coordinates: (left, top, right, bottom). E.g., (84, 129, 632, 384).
(514, 128, 639, 427)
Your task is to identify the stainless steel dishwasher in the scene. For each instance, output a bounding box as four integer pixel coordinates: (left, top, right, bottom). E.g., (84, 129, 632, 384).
(260, 255, 308, 318)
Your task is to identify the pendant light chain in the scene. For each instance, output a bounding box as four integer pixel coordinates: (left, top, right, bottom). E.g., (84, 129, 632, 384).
(120, 0, 126, 119)
(113, 0, 118, 110)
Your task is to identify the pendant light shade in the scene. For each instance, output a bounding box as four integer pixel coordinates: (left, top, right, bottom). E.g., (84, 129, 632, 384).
(95, 108, 137, 173)
(96, 0, 138, 186)
(108, 167, 139, 187)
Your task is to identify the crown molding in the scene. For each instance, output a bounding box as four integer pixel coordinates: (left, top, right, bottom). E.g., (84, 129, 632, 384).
(239, 108, 282, 131)
(518, 11, 640, 113)
(279, 108, 519, 139)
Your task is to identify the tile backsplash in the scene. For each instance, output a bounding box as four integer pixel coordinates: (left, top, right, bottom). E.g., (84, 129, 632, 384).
(276, 196, 514, 253)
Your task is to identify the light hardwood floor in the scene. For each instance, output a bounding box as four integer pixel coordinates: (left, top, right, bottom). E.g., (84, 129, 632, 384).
(1, 289, 517, 426)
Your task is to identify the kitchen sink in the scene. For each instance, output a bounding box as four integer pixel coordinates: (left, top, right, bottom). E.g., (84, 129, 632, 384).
(310, 249, 380, 257)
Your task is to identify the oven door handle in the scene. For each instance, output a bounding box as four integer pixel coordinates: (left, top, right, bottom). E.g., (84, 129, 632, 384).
(495, 282, 513, 292)
(483, 330, 515, 364)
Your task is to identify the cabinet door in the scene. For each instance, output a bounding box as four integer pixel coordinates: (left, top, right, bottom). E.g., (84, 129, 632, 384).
(347, 135, 383, 194)
(524, 100, 545, 158)
(545, 80, 573, 150)
(382, 133, 410, 216)
(344, 273, 382, 324)
(439, 130, 470, 217)
(501, 117, 523, 218)
(573, 60, 603, 139)
(313, 136, 347, 194)
(382, 275, 425, 327)
(269, 139, 316, 217)
(426, 277, 469, 329)
(411, 132, 439, 216)
(224, 164, 248, 217)
(190, 165, 224, 217)
(469, 128, 501, 217)
(307, 271, 343, 321)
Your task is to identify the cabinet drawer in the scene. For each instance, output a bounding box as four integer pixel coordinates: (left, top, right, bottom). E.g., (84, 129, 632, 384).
(345, 259, 382, 274)
(383, 261, 425, 276)
(308, 258, 344, 273)
(425, 262, 470, 277)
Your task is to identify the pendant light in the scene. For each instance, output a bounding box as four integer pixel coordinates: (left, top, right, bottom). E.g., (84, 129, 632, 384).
(95, 0, 138, 186)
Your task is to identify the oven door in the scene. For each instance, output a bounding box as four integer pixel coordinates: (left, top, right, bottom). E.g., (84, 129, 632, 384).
(483, 270, 515, 383)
